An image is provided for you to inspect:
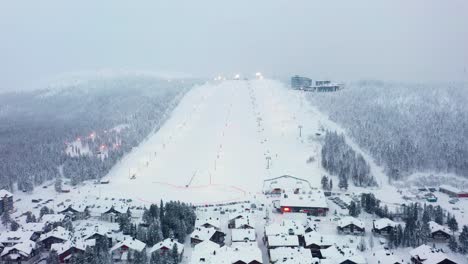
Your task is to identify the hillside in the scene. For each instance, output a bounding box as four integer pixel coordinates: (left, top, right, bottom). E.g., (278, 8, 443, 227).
(0, 75, 200, 191)
(306, 81, 468, 181)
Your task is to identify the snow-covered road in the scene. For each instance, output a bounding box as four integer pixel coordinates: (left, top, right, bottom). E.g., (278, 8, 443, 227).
(93, 79, 328, 204)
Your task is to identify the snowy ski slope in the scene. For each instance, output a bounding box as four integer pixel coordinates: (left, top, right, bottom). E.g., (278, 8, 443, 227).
(87, 79, 330, 204)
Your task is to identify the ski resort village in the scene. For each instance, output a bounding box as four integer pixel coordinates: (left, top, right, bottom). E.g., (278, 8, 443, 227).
(1, 77, 467, 264)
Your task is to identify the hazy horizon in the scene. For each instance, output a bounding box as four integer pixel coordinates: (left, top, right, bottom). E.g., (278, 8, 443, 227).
(1, 0, 468, 91)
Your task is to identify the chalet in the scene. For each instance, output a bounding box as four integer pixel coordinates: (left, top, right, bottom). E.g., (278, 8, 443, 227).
(110, 237, 146, 263)
(304, 232, 334, 256)
(228, 213, 247, 228)
(229, 243, 262, 264)
(190, 240, 221, 263)
(410, 245, 457, 264)
(0, 240, 39, 264)
(279, 191, 328, 216)
(21, 222, 48, 239)
(0, 189, 13, 214)
(0, 231, 36, 247)
(74, 222, 113, 245)
(234, 217, 255, 229)
(320, 245, 366, 264)
(337, 217, 365, 235)
(428, 221, 451, 240)
(372, 218, 398, 235)
(39, 226, 71, 250)
(100, 205, 127, 223)
(266, 234, 299, 249)
(149, 238, 184, 260)
(195, 215, 221, 230)
(190, 226, 226, 246)
(50, 241, 89, 263)
(269, 247, 314, 264)
(439, 185, 468, 198)
(58, 204, 88, 220)
(231, 229, 256, 243)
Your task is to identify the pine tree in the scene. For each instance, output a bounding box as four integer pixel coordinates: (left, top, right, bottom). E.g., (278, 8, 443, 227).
(171, 244, 179, 263)
(10, 221, 19, 231)
(338, 175, 348, 190)
(54, 177, 63, 192)
(321, 175, 329, 190)
(449, 236, 458, 252)
(458, 225, 468, 254)
(329, 179, 333, 190)
(448, 216, 459, 235)
(369, 234, 374, 251)
(1, 210, 11, 227)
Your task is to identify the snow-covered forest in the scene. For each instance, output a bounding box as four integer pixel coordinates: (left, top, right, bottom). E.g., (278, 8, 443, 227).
(308, 81, 468, 180)
(0, 76, 200, 192)
(321, 131, 376, 187)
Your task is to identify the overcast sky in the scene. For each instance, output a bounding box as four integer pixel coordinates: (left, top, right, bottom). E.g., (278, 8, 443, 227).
(1, 0, 467, 91)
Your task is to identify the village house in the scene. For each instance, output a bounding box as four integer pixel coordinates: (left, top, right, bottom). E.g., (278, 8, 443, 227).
(304, 232, 335, 257)
(337, 217, 365, 235)
(100, 205, 128, 223)
(40, 214, 68, 227)
(0, 189, 14, 214)
(50, 240, 91, 263)
(39, 226, 71, 250)
(0, 231, 37, 247)
(266, 234, 299, 249)
(74, 221, 114, 245)
(231, 229, 256, 243)
(269, 246, 315, 264)
(320, 244, 366, 264)
(228, 213, 247, 228)
(410, 245, 457, 264)
(110, 237, 146, 263)
(372, 218, 398, 235)
(0, 240, 39, 264)
(189, 240, 221, 264)
(428, 221, 451, 240)
(229, 242, 262, 264)
(190, 226, 226, 246)
(58, 204, 89, 220)
(21, 222, 48, 239)
(149, 238, 184, 260)
(195, 214, 222, 230)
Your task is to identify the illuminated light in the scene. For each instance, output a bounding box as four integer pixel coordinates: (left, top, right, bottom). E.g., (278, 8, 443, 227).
(234, 74, 240, 80)
(282, 207, 291, 213)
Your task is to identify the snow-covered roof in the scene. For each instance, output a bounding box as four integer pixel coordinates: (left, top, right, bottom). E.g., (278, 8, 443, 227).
(40, 226, 71, 242)
(409, 244, 455, 264)
(338, 216, 365, 229)
(21, 222, 47, 233)
(440, 184, 462, 193)
(149, 238, 184, 254)
(366, 249, 402, 264)
(195, 215, 221, 230)
(234, 216, 255, 229)
(265, 220, 305, 236)
(267, 234, 299, 247)
(110, 237, 146, 252)
(0, 189, 13, 198)
(0, 231, 35, 245)
(428, 221, 451, 235)
(304, 232, 335, 247)
(40, 214, 66, 224)
(0, 240, 36, 257)
(190, 242, 262, 264)
(231, 228, 256, 242)
(321, 245, 366, 264)
(50, 240, 90, 255)
(269, 247, 312, 264)
(279, 191, 328, 209)
(73, 221, 114, 240)
(190, 226, 218, 242)
(373, 218, 397, 230)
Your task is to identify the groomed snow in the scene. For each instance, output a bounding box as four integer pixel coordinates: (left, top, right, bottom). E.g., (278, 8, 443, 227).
(74, 79, 329, 205)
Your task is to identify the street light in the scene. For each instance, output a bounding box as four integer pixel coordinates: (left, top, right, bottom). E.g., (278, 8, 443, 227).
(298, 125, 303, 137)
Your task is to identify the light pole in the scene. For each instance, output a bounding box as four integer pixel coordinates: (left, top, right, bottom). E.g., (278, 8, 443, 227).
(266, 156, 271, 169)
(298, 125, 303, 138)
